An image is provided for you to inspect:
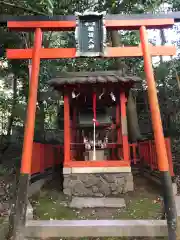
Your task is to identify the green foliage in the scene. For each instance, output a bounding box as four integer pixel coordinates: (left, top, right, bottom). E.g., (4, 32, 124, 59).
(0, 0, 179, 137)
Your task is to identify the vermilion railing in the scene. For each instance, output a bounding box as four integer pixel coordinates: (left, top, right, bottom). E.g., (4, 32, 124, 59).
(31, 137, 174, 176)
(130, 137, 174, 176)
(31, 143, 63, 175)
(129, 143, 139, 164)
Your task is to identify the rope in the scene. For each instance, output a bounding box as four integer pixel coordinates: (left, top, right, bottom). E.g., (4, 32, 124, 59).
(93, 92, 97, 160)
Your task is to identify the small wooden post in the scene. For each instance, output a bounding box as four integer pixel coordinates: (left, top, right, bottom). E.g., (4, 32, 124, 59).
(64, 92, 71, 166)
(72, 107, 76, 142)
(8, 28, 42, 240)
(120, 91, 129, 162)
(140, 26, 177, 240)
(72, 107, 77, 160)
(92, 92, 97, 161)
(116, 95, 122, 159)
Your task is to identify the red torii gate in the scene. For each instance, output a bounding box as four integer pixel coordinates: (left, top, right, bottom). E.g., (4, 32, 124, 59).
(6, 13, 177, 240)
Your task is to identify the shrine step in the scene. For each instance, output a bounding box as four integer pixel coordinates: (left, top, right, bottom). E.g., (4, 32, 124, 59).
(24, 220, 167, 238)
(69, 197, 126, 208)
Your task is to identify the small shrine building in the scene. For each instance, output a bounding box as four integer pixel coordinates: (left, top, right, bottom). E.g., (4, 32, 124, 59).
(49, 70, 140, 197)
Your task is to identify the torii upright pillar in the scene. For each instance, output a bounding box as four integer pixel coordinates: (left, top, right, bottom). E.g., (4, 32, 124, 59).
(140, 26, 177, 240)
(8, 28, 42, 240)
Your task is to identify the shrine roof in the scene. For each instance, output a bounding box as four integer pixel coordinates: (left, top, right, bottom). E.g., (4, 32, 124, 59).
(1, 11, 180, 23)
(48, 70, 141, 87)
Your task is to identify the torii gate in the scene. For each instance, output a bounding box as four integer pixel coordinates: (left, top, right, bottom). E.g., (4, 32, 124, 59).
(5, 12, 178, 240)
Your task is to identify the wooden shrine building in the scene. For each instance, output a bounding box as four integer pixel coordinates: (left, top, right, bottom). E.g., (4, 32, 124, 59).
(49, 70, 140, 196)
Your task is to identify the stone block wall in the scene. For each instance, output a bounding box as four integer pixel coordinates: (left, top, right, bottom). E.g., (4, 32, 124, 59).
(63, 173, 134, 197)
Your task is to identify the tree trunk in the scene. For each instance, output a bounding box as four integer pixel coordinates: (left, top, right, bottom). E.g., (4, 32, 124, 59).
(159, 29, 171, 136)
(159, 29, 166, 64)
(0, 76, 17, 163)
(127, 90, 142, 142)
(7, 76, 17, 137)
(36, 95, 45, 141)
(111, 30, 142, 142)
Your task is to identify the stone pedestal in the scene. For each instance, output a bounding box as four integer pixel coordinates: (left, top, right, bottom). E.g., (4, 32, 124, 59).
(85, 150, 107, 161)
(63, 170, 134, 197)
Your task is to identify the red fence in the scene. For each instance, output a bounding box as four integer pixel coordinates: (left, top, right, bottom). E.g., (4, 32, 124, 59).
(130, 137, 174, 176)
(31, 143, 63, 175)
(129, 143, 138, 164)
(31, 138, 174, 176)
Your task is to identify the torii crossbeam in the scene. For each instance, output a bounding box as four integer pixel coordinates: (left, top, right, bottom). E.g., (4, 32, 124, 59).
(5, 12, 178, 240)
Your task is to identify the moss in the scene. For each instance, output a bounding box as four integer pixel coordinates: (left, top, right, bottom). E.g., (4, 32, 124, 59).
(31, 190, 77, 220)
(0, 218, 4, 224)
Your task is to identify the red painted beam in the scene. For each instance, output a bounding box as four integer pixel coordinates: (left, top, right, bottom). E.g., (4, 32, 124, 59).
(105, 18, 174, 30)
(6, 45, 176, 59)
(106, 45, 176, 57)
(7, 48, 76, 59)
(64, 160, 130, 168)
(7, 21, 76, 31)
(7, 18, 174, 31)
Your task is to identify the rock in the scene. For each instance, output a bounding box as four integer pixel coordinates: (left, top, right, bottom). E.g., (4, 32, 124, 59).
(92, 186, 99, 193)
(98, 181, 111, 196)
(63, 178, 71, 189)
(71, 175, 78, 180)
(125, 174, 134, 182)
(110, 183, 117, 191)
(103, 174, 115, 183)
(115, 177, 125, 185)
(77, 174, 89, 183)
(175, 196, 180, 217)
(172, 183, 177, 196)
(28, 179, 45, 197)
(0, 203, 3, 211)
(26, 201, 33, 220)
(114, 173, 126, 178)
(84, 175, 99, 188)
(0, 202, 9, 212)
(112, 191, 118, 195)
(0, 188, 5, 196)
(94, 193, 104, 197)
(116, 185, 123, 194)
(124, 181, 134, 192)
(63, 188, 71, 196)
(73, 182, 93, 196)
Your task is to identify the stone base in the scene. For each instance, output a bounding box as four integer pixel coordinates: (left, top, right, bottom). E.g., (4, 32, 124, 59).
(63, 172, 134, 197)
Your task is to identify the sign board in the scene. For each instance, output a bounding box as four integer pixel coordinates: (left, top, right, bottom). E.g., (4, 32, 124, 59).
(75, 11, 106, 57)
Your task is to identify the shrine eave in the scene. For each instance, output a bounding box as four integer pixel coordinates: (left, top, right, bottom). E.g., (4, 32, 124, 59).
(1, 11, 180, 23)
(48, 71, 141, 88)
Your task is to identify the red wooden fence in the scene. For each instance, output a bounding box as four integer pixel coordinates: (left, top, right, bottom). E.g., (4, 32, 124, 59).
(31, 138, 174, 176)
(129, 143, 138, 164)
(130, 137, 174, 176)
(31, 143, 63, 175)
